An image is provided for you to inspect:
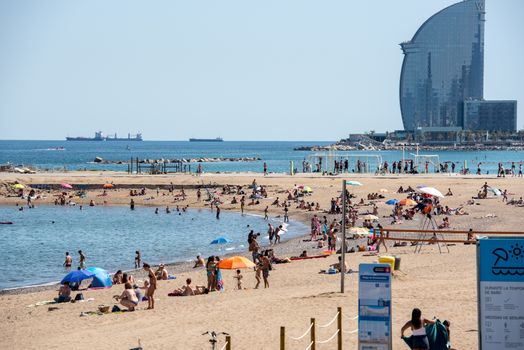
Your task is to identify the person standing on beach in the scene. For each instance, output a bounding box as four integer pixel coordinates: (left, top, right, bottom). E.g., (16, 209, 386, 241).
(267, 223, 274, 244)
(263, 162, 267, 176)
(63, 252, 72, 268)
(401, 308, 435, 349)
(283, 204, 289, 223)
(78, 250, 86, 269)
(134, 251, 141, 268)
(216, 205, 220, 219)
(197, 188, 201, 201)
(130, 199, 135, 210)
(519, 163, 523, 177)
(264, 206, 269, 220)
(274, 225, 282, 244)
(143, 263, 157, 309)
(240, 196, 245, 215)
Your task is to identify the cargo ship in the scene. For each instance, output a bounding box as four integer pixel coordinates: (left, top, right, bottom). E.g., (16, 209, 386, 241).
(189, 137, 223, 142)
(66, 132, 143, 141)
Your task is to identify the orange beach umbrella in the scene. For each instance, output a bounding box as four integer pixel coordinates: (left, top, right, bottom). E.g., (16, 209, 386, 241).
(217, 256, 256, 269)
(399, 198, 417, 206)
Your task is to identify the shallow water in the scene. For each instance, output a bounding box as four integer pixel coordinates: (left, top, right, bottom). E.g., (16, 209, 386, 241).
(0, 205, 308, 290)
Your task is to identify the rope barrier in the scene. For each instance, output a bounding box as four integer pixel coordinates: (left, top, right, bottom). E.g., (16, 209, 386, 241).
(315, 329, 340, 344)
(342, 313, 358, 320)
(219, 342, 229, 350)
(289, 323, 314, 341)
(304, 341, 314, 350)
(317, 312, 339, 328)
(342, 329, 359, 335)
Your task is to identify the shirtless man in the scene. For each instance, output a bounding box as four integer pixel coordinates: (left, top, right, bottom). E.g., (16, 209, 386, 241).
(63, 252, 72, 268)
(156, 264, 168, 280)
(143, 263, 157, 309)
(56, 282, 72, 303)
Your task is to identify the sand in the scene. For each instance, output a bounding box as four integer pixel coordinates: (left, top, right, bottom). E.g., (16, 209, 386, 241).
(1, 171, 523, 349)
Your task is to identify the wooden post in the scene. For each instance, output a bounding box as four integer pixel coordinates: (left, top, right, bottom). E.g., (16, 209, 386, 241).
(280, 326, 285, 350)
(311, 318, 316, 350)
(337, 307, 342, 350)
(225, 335, 231, 350)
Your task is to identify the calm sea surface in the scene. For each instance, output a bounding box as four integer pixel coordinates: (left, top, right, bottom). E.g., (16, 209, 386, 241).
(0, 205, 307, 290)
(1, 140, 524, 174)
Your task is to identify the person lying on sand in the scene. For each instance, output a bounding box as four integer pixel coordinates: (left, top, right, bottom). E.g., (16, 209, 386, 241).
(168, 278, 209, 296)
(113, 283, 139, 311)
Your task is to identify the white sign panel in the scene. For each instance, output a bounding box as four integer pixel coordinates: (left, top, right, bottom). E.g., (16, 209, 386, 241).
(358, 263, 392, 350)
(478, 237, 524, 349)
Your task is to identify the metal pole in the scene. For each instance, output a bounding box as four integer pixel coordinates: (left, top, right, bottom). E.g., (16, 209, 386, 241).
(280, 327, 285, 350)
(310, 318, 316, 350)
(337, 307, 342, 350)
(341, 180, 346, 293)
(225, 335, 231, 350)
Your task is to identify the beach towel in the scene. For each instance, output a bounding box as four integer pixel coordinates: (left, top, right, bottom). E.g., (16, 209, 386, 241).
(402, 319, 449, 350)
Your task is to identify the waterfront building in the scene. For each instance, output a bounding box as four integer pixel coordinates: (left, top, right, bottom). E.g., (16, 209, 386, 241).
(399, 0, 517, 133)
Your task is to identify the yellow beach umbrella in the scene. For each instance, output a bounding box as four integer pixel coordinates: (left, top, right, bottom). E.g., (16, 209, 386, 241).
(217, 256, 256, 269)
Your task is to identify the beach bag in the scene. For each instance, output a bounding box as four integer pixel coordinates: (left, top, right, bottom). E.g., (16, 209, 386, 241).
(74, 293, 84, 301)
(112, 305, 121, 312)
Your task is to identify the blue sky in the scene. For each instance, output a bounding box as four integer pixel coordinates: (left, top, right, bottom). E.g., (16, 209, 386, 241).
(0, 0, 522, 141)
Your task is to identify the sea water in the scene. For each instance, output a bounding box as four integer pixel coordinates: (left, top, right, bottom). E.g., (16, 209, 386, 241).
(0, 205, 308, 290)
(1, 140, 524, 174)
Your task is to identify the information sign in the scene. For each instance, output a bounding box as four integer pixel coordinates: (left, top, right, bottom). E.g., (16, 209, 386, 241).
(358, 263, 392, 350)
(478, 237, 524, 349)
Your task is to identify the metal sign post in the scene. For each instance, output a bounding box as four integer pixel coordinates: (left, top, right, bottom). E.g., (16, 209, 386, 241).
(358, 263, 392, 350)
(477, 237, 524, 349)
(341, 180, 347, 293)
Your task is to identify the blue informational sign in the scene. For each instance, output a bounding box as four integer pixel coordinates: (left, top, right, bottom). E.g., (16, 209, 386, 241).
(478, 237, 524, 350)
(358, 263, 392, 350)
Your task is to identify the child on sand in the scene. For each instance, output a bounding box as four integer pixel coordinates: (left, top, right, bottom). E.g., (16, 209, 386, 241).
(233, 270, 243, 290)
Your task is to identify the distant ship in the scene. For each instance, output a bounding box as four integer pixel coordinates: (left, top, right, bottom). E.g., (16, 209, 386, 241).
(66, 132, 143, 141)
(189, 137, 224, 142)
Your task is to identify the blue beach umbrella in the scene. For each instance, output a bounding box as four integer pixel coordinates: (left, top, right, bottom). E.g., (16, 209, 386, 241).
(386, 199, 399, 205)
(210, 236, 232, 245)
(61, 269, 95, 284)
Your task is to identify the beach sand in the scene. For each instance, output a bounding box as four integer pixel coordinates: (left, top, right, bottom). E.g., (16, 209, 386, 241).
(1, 171, 522, 349)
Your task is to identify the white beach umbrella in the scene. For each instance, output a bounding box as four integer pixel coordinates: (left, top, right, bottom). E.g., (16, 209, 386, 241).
(417, 186, 444, 198)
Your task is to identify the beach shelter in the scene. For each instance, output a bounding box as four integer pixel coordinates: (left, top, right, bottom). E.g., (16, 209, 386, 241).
(12, 183, 24, 190)
(61, 183, 73, 189)
(61, 269, 95, 284)
(487, 187, 502, 196)
(217, 256, 255, 269)
(350, 227, 370, 238)
(210, 236, 232, 244)
(103, 183, 114, 189)
(379, 188, 388, 193)
(385, 199, 399, 205)
(346, 181, 362, 186)
(362, 214, 378, 221)
(86, 267, 112, 288)
(303, 186, 313, 193)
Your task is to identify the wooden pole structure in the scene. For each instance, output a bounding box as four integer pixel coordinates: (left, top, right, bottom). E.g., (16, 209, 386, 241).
(337, 307, 342, 350)
(311, 318, 316, 350)
(341, 180, 346, 293)
(280, 326, 285, 350)
(225, 335, 231, 350)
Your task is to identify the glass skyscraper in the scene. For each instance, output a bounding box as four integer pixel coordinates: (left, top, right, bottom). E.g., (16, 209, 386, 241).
(400, 0, 490, 131)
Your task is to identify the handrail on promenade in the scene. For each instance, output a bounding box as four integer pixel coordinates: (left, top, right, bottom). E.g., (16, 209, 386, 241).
(374, 227, 524, 252)
(280, 307, 358, 350)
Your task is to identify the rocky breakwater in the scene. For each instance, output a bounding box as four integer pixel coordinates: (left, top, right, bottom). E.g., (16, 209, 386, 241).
(93, 156, 261, 164)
